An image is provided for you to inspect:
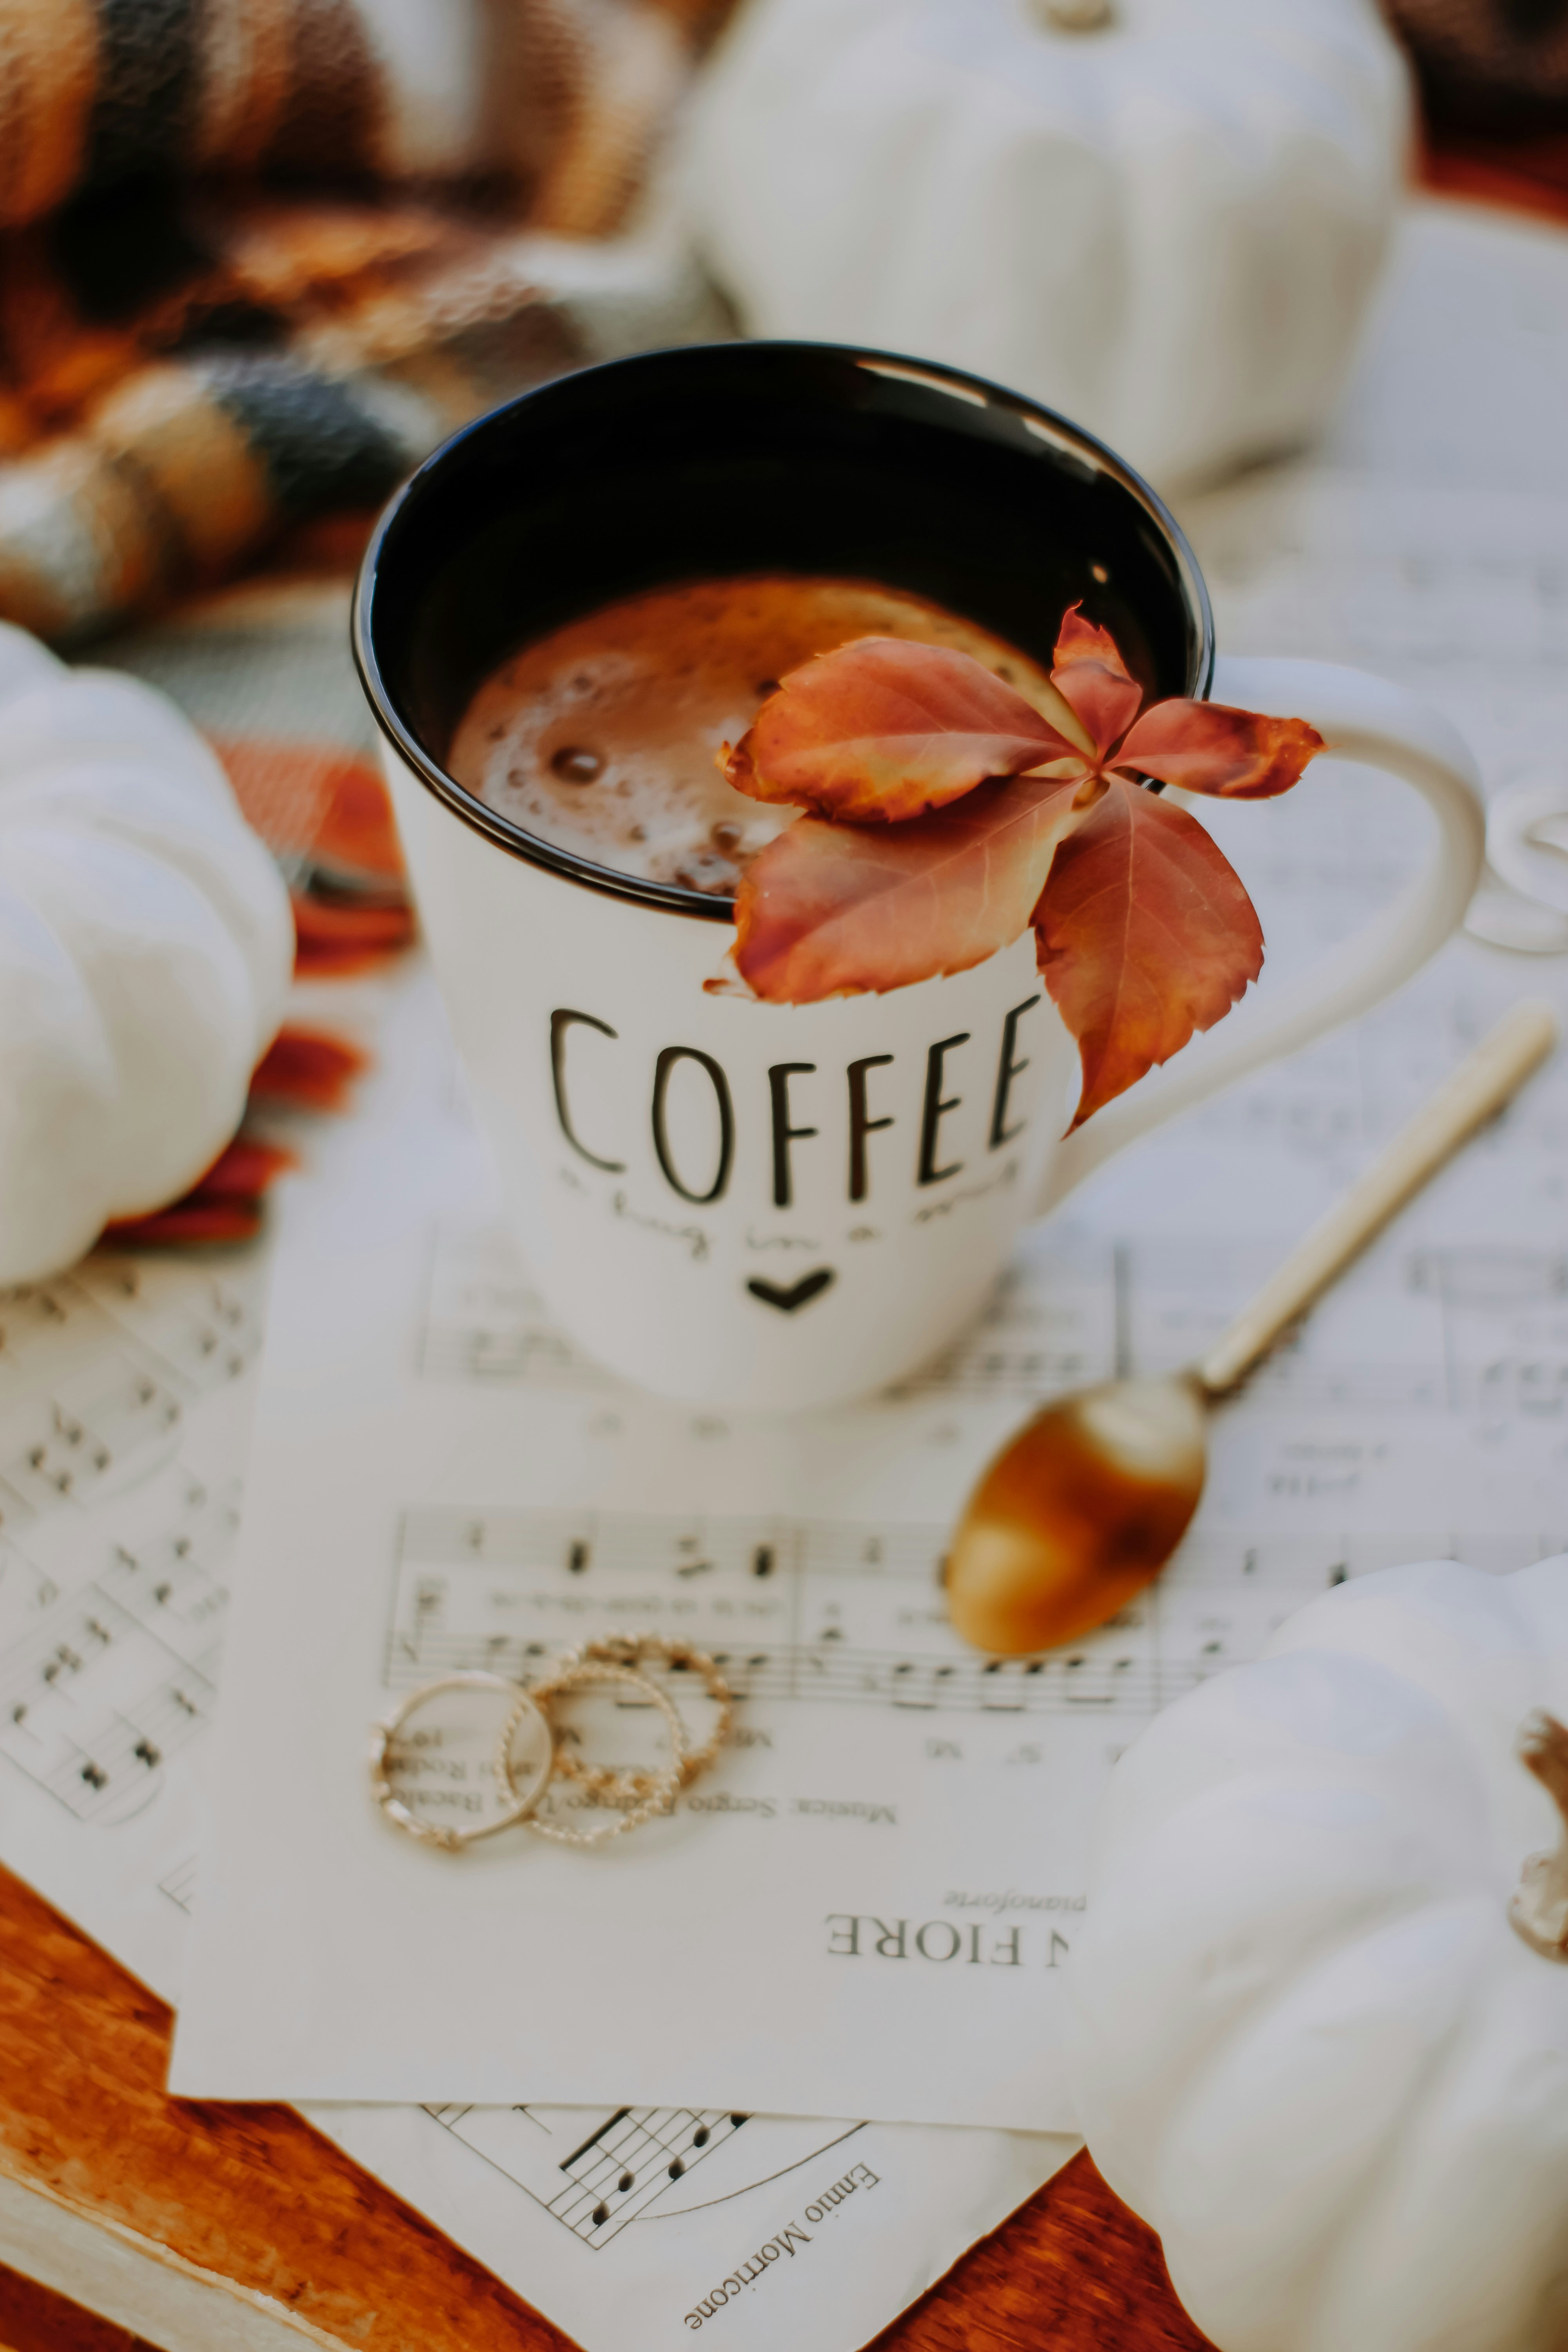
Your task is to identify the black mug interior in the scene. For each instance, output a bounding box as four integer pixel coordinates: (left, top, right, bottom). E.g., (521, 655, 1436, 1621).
(354, 341, 1214, 917)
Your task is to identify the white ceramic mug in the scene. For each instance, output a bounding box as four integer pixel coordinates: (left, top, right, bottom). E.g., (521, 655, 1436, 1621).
(354, 345, 1485, 1411)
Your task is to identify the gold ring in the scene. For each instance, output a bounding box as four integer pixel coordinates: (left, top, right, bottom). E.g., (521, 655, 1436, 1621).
(497, 1658, 684, 1849)
(370, 1671, 553, 1851)
(551, 1637, 733, 1800)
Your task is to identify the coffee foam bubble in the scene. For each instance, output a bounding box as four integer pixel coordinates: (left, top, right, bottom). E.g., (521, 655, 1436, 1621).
(449, 575, 1060, 895)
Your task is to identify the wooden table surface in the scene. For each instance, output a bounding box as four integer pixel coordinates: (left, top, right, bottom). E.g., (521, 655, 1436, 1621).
(0, 1862, 1211, 2352)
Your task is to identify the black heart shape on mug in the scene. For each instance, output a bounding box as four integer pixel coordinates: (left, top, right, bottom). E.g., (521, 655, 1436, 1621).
(746, 1269, 837, 1314)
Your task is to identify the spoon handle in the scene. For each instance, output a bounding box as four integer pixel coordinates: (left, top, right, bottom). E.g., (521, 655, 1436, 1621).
(1196, 1000, 1559, 1397)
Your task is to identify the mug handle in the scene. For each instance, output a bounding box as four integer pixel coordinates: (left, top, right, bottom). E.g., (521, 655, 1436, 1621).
(1037, 656, 1488, 1216)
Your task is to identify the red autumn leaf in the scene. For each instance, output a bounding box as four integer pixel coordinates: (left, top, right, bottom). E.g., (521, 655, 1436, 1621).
(735, 769, 1091, 1002)
(1116, 697, 1323, 799)
(719, 637, 1085, 824)
(249, 1025, 369, 1112)
(1050, 605, 1145, 757)
(101, 1136, 297, 1248)
(718, 603, 1321, 1119)
(103, 1202, 265, 1247)
(1034, 775, 1264, 1129)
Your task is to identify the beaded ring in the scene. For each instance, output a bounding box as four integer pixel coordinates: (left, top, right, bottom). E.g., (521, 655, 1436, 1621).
(548, 1636, 734, 1802)
(497, 1657, 686, 1849)
(370, 1670, 553, 1851)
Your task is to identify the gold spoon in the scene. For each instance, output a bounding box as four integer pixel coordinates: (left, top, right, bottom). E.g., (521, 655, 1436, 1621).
(946, 1000, 1559, 1656)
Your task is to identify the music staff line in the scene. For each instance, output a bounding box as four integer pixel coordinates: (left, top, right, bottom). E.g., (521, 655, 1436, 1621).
(0, 1262, 260, 1542)
(418, 1218, 1568, 1414)
(0, 1481, 233, 1823)
(388, 1627, 1225, 1719)
(423, 1323, 1568, 1417)
(0, 1635, 215, 1822)
(398, 1506, 951, 1586)
(395, 1507, 1568, 1595)
(2, 1266, 258, 1402)
(387, 1509, 1568, 1723)
(426, 2105, 752, 2249)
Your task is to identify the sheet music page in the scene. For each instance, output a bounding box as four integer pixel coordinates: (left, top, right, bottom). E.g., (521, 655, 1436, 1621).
(171, 469, 1568, 2126)
(167, 958, 1111, 2125)
(0, 1243, 262, 1996)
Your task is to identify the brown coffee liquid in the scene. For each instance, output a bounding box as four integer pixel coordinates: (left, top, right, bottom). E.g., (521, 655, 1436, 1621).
(448, 574, 1063, 896)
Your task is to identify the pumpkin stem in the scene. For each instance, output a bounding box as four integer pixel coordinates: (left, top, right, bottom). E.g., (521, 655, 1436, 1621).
(1510, 1710, 1568, 1962)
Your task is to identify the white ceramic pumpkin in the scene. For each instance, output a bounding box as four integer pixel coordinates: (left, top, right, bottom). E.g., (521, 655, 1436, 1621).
(0, 622, 293, 1284)
(1066, 1556, 1568, 2352)
(686, 0, 1410, 485)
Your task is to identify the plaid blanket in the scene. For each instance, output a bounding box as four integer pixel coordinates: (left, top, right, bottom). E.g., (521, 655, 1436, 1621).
(0, 0, 731, 642)
(0, 0, 718, 229)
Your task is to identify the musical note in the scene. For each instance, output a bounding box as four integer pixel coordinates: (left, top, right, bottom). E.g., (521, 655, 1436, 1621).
(0, 1581, 216, 1822)
(0, 1361, 183, 1519)
(426, 2104, 752, 2246)
(73, 1259, 261, 1394)
(381, 1504, 1556, 1726)
(0, 1467, 235, 1822)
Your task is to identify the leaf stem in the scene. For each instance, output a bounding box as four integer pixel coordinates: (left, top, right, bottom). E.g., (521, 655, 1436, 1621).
(1510, 1710, 1568, 1961)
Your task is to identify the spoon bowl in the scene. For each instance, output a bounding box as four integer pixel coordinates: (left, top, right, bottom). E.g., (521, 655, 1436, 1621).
(946, 1374, 1206, 1654)
(944, 1002, 1557, 1660)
